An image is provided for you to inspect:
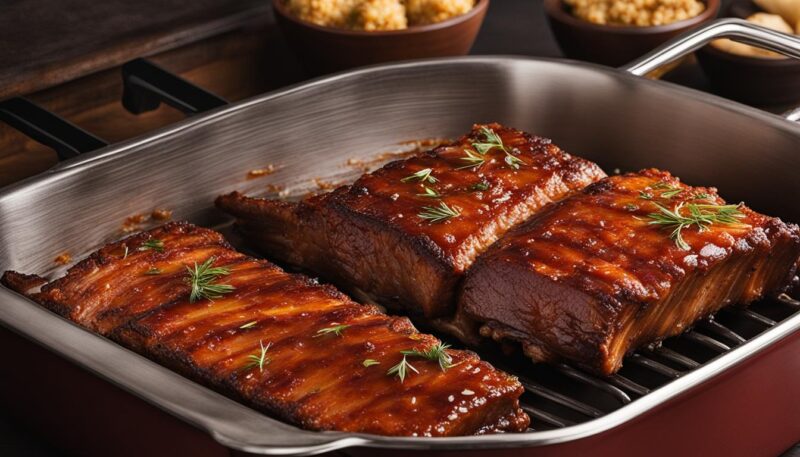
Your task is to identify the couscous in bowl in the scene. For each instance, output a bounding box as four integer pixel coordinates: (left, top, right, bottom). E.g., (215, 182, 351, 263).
(272, 0, 489, 73)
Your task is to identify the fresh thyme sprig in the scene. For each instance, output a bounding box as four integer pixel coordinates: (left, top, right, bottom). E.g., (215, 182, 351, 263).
(185, 257, 235, 303)
(243, 340, 271, 373)
(418, 201, 460, 223)
(472, 126, 506, 154)
(646, 202, 746, 250)
(363, 359, 380, 367)
(401, 168, 438, 184)
(401, 342, 454, 371)
(138, 239, 164, 252)
(639, 182, 684, 200)
(144, 267, 162, 275)
(314, 324, 349, 337)
(387, 355, 418, 383)
(457, 149, 486, 170)
(472, 126, 526, 170)
(417, 186, 441, 198)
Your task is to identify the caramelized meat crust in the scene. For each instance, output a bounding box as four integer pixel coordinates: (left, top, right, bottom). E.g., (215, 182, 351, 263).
(216, 123, 606, 318)
(461, 169, 800, 375)
(2, 222, 528, 436)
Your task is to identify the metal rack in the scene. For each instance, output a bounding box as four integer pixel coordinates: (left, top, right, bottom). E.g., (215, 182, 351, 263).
(514, 294, 799, 431)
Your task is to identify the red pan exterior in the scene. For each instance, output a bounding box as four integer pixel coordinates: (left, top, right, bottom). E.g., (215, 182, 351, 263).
(1, 324, 798, 457)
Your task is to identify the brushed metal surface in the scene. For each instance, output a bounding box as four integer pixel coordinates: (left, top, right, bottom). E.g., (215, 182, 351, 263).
(0, 55, 799, 455)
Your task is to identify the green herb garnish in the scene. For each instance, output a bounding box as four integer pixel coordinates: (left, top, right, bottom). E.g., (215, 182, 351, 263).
(504, 154, 526, 170)
(243, 340, 271, 373)
(239, 321, 258, 329)
(138, 239, 164, 252)
(315, 324, 350, 337)
(660, 187, 684, 199)
(362, 359, 380, 367)
(401, 168, 438, 184)
(472, 126, 525, 169)
(417, 186, 441, 198)
(646, 202, 746, 250)
(418, 201, 460, 223)
(472, 126, 506, 154)
(470, 181, 490, 191)
(457, 149, 486, 170)
(186, 257, 235, 303)
(401, 343, 454, 371)
(387, 355, 418, 383)
(144, 267, 162, 275)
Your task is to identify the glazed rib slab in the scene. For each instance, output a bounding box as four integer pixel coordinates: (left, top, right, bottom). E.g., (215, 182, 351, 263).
(216, 123, 606, 318)
(461, 169, 800, 375)
(1, 222, 528, 436)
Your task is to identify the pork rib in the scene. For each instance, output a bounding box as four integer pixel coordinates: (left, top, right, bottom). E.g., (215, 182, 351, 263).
(2, 222, 528, 436)
(216, 123, 605, 319)
(460, 169, 800, 375)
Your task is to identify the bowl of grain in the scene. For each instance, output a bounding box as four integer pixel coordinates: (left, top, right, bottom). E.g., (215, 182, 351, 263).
(544, 0, 720, 67)
(696, 0, 800, 105)
(272, 0, 489, 74)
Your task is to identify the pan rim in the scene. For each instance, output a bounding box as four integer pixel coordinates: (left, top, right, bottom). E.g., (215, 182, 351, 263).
(0, 55, 798, 454)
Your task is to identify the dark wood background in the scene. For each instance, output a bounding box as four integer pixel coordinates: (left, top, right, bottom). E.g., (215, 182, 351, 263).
(0, 0, 797, 455)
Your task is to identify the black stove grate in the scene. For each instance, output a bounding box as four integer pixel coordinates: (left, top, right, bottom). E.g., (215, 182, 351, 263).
(504, 294, 799, 431)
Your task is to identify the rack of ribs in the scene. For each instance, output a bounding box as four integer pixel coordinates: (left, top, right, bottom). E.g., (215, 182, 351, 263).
(460, 169, 800, 375)
(2, 222, 528, 436)
(216, 123, 605, 329)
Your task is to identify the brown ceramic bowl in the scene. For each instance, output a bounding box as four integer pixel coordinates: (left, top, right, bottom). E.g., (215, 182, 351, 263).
(696, 0, 800, 105)
(272, 0, 489, 75)
(544, 0, 720, 67)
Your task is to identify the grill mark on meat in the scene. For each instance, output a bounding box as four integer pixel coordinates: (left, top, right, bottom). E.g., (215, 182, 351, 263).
(2, 221, 528, 436)
(216, 123, 606, 322)
(461, 169, 800, 375)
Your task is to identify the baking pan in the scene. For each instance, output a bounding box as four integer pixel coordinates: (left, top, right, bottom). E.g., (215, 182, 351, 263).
(1, 19, 799, 457)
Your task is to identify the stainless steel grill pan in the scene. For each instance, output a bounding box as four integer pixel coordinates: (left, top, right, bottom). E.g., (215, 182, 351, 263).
(1, 19, 799, 457)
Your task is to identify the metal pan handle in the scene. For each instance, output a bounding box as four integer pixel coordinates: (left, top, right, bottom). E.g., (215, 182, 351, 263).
(0, 97, 108, 160)
(622, 18, 800, 76)
(122, 59, 228, 116)
(623, 18, 800, 123)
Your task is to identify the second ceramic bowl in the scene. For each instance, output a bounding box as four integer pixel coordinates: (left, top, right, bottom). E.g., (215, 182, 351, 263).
(273, 0, 489, 75)
(544, 0, 720, 67)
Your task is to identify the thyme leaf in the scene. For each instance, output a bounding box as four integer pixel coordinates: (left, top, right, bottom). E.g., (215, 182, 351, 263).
(457, 149, 486, 170)
(362, 359, 380, 367)
(504, 153, 526, 170)
(314, 324, 350, 337)
(646, 202, 746, 250)
(185, 257, 235, 303)
(401, 342, 454, 371)
(418, 201, 460, 223)
(417, 186, 441, 198)
(472, 126, 506, 154)
(401, 168, 438, 184)
(243, 340, 271, 373)
(470, 181, 490, 191)
(138, 239, 164, 252)
(387, 355, 418, 383)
